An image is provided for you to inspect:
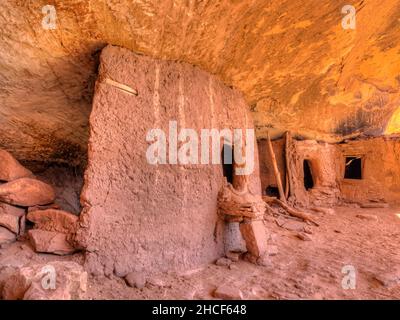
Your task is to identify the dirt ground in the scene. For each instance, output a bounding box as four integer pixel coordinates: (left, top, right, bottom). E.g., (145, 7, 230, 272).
(1, 205, 400, 300)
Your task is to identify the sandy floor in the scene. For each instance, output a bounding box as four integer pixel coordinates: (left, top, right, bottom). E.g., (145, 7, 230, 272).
(1, 205, 400, 300)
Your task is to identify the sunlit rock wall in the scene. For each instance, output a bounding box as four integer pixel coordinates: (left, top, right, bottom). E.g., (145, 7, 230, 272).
(0, 1, 399, 164)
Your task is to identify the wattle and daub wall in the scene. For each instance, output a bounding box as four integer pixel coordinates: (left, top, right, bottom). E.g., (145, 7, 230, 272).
(76, 45, 261, 276)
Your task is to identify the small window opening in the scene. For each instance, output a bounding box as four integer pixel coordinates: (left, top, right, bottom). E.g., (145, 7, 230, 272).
(303, 159, 314, 190)
(344, 157, 362, 179)
(222, 144, 234, 184)
(265, 186, 279, 197)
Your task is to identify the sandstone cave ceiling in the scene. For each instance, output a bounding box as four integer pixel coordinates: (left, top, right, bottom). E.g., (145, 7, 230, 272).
(0, 0, 399, 165)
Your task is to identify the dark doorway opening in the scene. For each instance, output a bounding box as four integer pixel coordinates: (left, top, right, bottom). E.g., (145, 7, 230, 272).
(303, 160, 314, 190)
(265, 186, 279, 197)
(344, 157, 362, 179)
(222, 144, 234, 184)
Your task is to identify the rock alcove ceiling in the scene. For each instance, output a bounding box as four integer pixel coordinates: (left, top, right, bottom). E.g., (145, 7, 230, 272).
(0, 0, 399, 165)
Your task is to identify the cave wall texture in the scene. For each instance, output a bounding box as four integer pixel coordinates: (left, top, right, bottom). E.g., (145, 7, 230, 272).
(0, 0, 399, 165)
(76, 45, 261, 276)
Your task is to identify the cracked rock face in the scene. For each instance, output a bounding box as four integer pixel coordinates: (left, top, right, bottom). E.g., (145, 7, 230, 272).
(0, 0, 399, 164)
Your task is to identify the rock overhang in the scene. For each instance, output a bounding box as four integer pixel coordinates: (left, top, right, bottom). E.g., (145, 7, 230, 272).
(0, 0, 399, 164)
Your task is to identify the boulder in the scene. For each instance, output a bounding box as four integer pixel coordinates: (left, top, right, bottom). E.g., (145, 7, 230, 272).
(28, 229, 75, 255)
(213, 284, 243, 300)
(1, 261, 87, 300)
(125, 272, 147, 289)
(229, 264, 239, 271)
(0, 202, 25, 217)
(27, 209, 78, 234)
(226, 251, 241, 262)
(0, 202, 25, 235)
(146, 277, 165, 288)
(303, 226, 313, 234)
(0, 226, 16, 246)
(0, 212, 19, 234)
(256, 254, 270, 267)
(0, 149, 32, 182)
(215, 257, 232, 267)
(0, 178, 55, 206)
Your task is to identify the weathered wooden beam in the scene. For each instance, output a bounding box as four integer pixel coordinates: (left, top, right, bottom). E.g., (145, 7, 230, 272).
(285, 131, 293, 198)
(272, 199, 319, 226)
(266, 131, 286, 203)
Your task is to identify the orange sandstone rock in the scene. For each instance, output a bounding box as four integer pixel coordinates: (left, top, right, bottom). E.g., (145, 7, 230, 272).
(0, 213, 19, 234)
(0, 149, 32, 182)
(0, 178, 55, 207)
(27, 209, 78, 234)
(0, 202, 25, 217)
(0, 226, 17, 246)
(28, 230, 76, 256)
(0, 202, 24, 235)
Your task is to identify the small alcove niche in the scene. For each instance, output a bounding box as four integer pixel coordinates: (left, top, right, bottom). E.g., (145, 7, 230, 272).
(221, 144, 234, 184)
(303, 159, 314, 190)
(344, 156, 362, 180)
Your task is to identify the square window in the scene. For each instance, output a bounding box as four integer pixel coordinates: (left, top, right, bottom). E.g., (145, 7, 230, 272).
(344, 157, 362, 179)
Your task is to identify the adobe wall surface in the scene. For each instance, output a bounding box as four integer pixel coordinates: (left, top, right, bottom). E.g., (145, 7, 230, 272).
(338, 136, 400, 203)
(76, 45, 261, 276)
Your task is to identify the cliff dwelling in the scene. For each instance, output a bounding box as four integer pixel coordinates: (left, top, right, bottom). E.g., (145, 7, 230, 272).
(0, 0, 400, 301)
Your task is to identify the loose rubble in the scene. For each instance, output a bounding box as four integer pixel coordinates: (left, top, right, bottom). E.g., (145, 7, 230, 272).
(0, 149, 78, 256)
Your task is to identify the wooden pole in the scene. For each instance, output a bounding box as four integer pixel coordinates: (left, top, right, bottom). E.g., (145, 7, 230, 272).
(266, 131, 287, 203)
(285, 131, 293, 198)
(272, 199, 319, 226)
(285, 174, 289, 199)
